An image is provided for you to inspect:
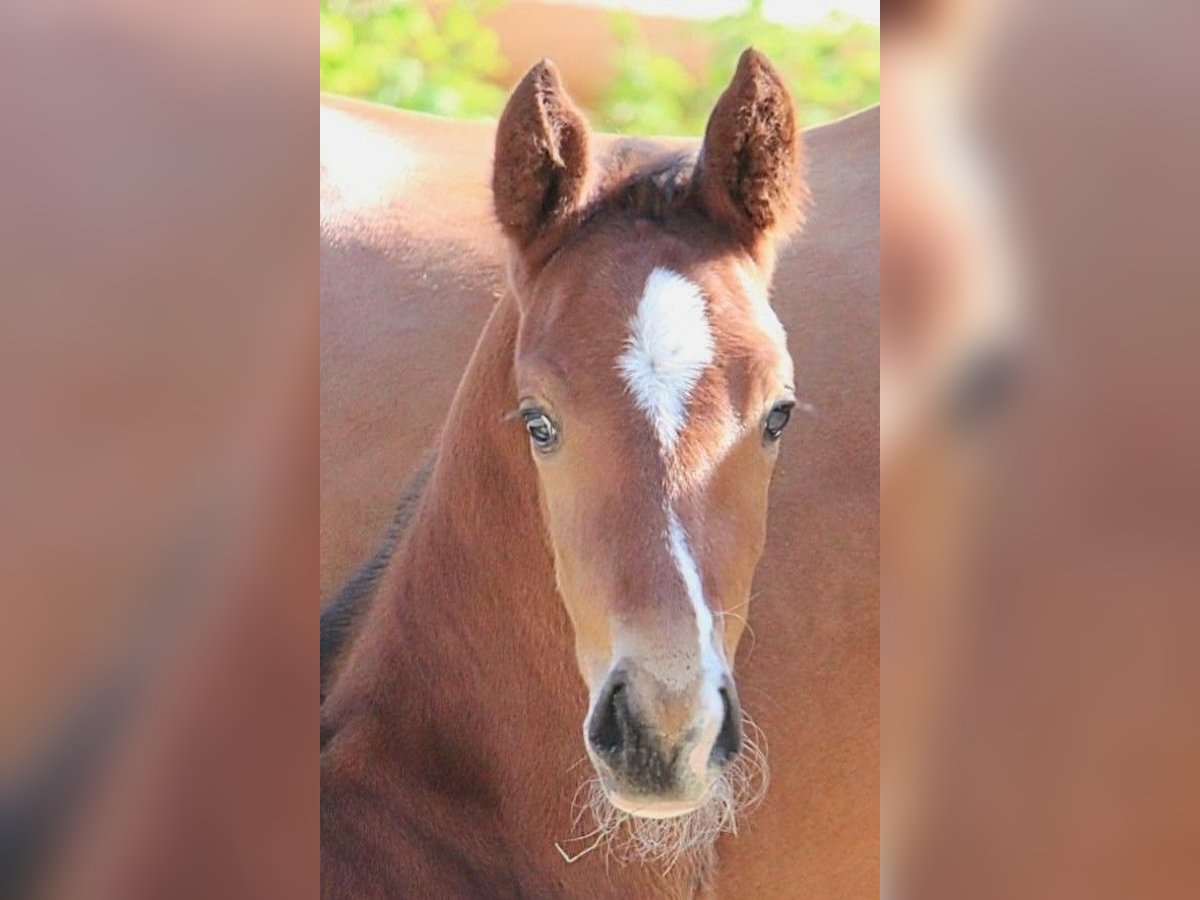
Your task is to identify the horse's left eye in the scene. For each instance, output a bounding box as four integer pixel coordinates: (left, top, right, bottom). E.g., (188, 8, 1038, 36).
(764, 402, 794, 441)
(522, 409, 559, 452)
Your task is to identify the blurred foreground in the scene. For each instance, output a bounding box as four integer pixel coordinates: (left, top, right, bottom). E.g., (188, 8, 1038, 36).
(885, 0, 1200, 896)
(0, 0, 316, 896)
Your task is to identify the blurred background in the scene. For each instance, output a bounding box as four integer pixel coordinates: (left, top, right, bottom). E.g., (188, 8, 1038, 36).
(320, 0, 879, 133)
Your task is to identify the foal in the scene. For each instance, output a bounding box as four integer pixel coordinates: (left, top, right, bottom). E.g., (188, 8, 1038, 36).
(321, 50, 804, 897)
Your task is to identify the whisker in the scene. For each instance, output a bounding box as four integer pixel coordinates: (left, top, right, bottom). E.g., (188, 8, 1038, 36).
(555, 830, 605, 864)
(715, 609, 757, 645)
(715, 606, 757, 662)
(553, 708, 770, 877)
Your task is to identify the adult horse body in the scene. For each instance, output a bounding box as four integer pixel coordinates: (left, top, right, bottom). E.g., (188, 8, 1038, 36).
(321, 56, 878, 897)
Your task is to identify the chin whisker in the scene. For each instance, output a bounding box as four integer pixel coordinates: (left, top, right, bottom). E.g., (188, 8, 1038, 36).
(554, 709, 769, 878)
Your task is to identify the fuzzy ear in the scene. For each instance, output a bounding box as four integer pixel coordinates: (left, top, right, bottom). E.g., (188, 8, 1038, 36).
(694, 49, 805, 248)
(492, 59, 591, 250)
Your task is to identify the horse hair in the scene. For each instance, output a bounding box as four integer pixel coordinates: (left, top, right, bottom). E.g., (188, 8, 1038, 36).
(319, 454, 435, 709)
(595, 141, 698, 223)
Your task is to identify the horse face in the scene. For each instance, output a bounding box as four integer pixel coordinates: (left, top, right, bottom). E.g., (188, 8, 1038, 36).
(515, 238, 794, 815)
(493, 53, 802, 818)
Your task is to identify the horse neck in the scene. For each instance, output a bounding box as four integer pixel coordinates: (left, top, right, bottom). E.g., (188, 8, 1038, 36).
(328, 289, 582, 803)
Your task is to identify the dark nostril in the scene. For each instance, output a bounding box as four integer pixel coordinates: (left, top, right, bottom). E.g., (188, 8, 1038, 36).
(711, 687, 743, 767)
(587, 678, 629, 758)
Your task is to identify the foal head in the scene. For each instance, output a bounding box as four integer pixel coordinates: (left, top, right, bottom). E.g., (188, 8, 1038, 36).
(492, 51, 803, 821)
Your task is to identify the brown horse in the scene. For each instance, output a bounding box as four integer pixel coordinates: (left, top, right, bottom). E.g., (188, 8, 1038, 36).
(321, 52, 879, 897)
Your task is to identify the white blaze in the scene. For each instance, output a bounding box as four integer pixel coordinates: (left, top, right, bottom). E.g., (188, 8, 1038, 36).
(616, 268, 715, 453)
(667, 508, 723, 677)
(617, 268, 725, 700)
(668, 507, 725, 772)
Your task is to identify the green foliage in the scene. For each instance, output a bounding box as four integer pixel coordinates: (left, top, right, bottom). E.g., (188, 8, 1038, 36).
(594, 12, 710, 137)
(319, 1, 879, 134)
(597, 3, 879, 135)
(320, 0, 507, 119)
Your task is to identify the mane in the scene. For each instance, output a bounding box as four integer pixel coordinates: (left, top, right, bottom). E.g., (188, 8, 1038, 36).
(592, 140, 699, 223)
(319, 454, 435, 709)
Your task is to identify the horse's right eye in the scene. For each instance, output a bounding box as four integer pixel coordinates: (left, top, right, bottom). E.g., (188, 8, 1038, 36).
(521, 408, 560, 452)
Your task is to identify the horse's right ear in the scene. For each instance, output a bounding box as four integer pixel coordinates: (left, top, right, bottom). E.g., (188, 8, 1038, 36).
(492, 59, 591, 251)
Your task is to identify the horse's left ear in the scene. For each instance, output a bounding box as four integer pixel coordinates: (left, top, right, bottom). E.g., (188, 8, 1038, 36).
(492, 59, 591, 252)
(694, 49, 805, 251)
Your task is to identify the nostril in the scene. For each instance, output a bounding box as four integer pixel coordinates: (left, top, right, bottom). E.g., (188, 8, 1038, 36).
(711, 687, 743, 767)
(587, 679, 627, 758)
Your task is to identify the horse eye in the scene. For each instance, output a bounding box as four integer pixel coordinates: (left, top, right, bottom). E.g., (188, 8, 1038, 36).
(945, 345, 1020, 432)
(521, 409, 559, 452)
(764, 402, 794, 441)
